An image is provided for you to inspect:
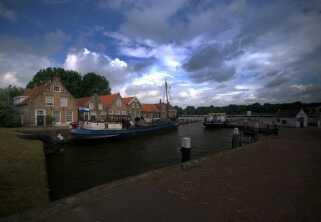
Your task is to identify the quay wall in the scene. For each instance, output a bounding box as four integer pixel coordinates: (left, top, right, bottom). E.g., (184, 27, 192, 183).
(3, 128, 321, 222)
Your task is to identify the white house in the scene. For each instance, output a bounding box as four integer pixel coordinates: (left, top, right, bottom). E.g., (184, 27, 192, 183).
(276, 108, 308, 128)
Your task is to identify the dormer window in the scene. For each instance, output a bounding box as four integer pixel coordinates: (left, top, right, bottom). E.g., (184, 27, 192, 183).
(46, 96, 54, 106)
(54, 86, 60, 92)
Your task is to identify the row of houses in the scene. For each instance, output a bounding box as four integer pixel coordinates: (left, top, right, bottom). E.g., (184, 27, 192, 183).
(228, 108, 321, 128)
(13, 77, 177, 127)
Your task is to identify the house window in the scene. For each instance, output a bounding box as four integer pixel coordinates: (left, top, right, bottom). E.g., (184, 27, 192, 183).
(53, 111, 60, 122)
(116, 99, 122, 107)
(65, 111, 73, 122)
(37, 110, 45, 116)
(54, 86, 60, 92)
(60, 97, 68, 107)
(98, 104, 103, 110)
(46, 96, 54, 106)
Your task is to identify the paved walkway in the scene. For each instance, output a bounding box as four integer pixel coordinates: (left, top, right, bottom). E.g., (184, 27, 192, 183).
(4, 128, 321, 222)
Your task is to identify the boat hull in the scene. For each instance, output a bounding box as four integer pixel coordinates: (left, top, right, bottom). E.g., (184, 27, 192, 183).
(203, 122, 227, 128)
(70, 121, 178, 141)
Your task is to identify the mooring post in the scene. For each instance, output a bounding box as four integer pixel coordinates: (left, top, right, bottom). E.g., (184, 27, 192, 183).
(232, 128, 240, 148)
(254, 122, 259, 142)
(180, 137, 191, 162)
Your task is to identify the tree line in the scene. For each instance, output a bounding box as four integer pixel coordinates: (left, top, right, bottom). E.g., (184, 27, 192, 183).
(27, 67, 111, 98)
(1, 67, 321, 127)
(174, 101, 321, 116)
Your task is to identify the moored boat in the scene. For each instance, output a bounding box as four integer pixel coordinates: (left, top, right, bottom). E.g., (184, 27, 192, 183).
(70, 120, 178, 140)
(203, 113, 227, 128)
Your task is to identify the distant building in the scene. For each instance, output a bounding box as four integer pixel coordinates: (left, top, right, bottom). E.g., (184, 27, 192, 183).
(76, 94, 106, 121)
(141, 102, 177, 121)
(141, 104, 160, 121)
(276, 108, 308, 128)
(305, 105, 321, 127)
(14, 77, 78, 127)
(76, 93, 128, 122)
(156, 102, 177, 120)
(122, 97, 142, 121)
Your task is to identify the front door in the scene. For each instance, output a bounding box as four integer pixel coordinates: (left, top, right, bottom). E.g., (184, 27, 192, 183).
(36, 110, 45, 127)
(37, 115, 44, 127)
(297, 117, 304, 128)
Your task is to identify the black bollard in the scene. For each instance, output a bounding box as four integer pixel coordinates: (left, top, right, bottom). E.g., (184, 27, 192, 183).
(232, 128, 240, 148)
(180, 137, 191, 162)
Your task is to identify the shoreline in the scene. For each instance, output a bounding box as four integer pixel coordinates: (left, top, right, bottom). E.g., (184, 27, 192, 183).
(0, 128, 49, 218)
(4, 127, 321, 221)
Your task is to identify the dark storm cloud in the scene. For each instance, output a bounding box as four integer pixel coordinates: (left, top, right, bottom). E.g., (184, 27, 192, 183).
(0, 30, 70, 86)
(1, 0, 321, 105)
(257, 84, 321, 103)
(265, 76, 289, 88)
(0, 2, 16, 22)
(183, 44, 236, 82)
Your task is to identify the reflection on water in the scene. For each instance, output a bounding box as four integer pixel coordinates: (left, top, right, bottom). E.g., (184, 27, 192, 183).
(46, 123, 233, 200)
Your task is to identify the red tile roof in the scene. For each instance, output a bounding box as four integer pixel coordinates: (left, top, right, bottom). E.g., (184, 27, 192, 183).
(142, 104, 160, 113)
(76, 96, 92, 107)
(100, 93, 120, 108)
(122, 97, 135, 107)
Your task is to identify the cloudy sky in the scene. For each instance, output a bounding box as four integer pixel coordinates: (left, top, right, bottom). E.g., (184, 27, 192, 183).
(1, 0, 321, 106)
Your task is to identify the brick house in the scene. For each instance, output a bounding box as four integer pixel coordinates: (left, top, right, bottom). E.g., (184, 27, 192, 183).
(156, 102, 177, 120)
(141, 104, 160, 121)
(14, 77, 78, 127)
(76, 94, 106, 121)
(122, 97, 142, 120)
(76, 93, 128, 122)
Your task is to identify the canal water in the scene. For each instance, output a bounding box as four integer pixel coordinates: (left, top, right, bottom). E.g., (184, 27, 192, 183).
(46, 123, 233, 200)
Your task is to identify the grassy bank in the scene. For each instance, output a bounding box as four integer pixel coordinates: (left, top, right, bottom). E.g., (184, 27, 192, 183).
(0, 128, 49, 217)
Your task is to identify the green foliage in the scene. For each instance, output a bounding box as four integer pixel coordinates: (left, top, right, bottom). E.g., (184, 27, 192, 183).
(0, 86, 24, 127)
(46, 115, 54, 126)
(176, 102, 321, 116)
(27, 67, 111, 98)
(81, 72, 111, 97)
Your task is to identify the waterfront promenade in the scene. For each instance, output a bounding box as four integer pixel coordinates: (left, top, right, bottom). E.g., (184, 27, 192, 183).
(4, 128, 321, 222)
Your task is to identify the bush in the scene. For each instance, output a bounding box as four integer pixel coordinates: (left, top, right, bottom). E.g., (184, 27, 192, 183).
(0, 103, 21, 127)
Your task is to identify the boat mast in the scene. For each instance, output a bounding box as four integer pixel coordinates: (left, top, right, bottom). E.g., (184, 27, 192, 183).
(165, 80, 169, 119)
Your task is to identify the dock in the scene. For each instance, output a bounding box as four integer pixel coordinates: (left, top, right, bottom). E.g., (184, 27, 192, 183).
(3, 128, 321, 222)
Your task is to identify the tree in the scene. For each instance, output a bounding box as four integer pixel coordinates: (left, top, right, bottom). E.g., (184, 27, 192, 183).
(185, 106, 196, 115)
(26, 67, 111, 98)
(81, 73, 111, 97)
(0, 86, 24, 127)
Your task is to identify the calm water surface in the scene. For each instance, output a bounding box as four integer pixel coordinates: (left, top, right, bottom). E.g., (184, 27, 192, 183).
(46, 123, 233, 200)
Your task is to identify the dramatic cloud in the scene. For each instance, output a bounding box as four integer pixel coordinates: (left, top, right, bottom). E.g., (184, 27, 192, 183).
(183, 44, 236, 82)
(0, 30, 69, 87)
(0, 0, 321, 105)
(64, 48, 132, 86)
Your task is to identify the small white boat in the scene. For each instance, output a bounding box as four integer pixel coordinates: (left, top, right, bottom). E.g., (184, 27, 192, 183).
(203, 113, 227, 128)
